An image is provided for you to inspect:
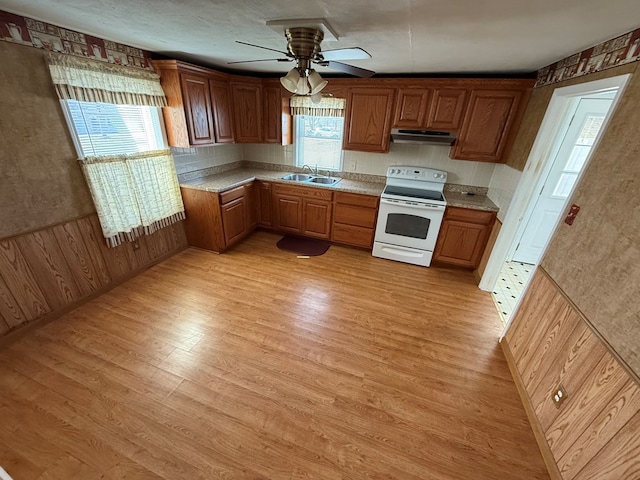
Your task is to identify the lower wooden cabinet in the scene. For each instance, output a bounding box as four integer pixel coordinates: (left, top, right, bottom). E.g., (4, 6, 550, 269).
(220, 196, 247, 246)
(433, 206, 496, 269)
(273, 184, 333, 239)
(257, 181, 273, 227)
(274, 194, 303, 233)
(331, 192, 379, 248)
(180, 187, 226, 252)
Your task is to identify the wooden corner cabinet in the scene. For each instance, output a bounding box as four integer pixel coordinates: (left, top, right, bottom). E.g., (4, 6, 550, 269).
(433, 206, 497, 269)
(343, 87, 395, 153)
(262, 80, 283, 144)
(209, 79, 235, 144)
(230, 79, 263, 143)
(151, 60, 234, 147)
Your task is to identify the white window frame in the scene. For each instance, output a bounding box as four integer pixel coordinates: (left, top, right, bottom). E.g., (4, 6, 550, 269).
(60, 99, 168, 159)
(294, 114, 344, 172)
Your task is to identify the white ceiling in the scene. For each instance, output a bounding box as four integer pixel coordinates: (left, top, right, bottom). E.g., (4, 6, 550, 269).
(2, 0, 640, 76)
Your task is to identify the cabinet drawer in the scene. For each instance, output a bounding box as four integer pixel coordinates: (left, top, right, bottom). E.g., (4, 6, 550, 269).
(219, 185, 245, 204)
(334, 191, 380, 208)
(273, 183, 333, 200)
(445, 206, 496, 225)
(332, 223, 374, 248)
(334, 204, 377, 229)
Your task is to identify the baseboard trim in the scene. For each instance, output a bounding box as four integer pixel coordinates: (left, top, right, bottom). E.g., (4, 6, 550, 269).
(0, 245, 187, 349)
(500, 338, 562, 480)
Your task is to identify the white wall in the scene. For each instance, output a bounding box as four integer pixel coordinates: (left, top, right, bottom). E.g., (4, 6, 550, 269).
(487, 163, 522, 222)
(243, 143, 496, 186)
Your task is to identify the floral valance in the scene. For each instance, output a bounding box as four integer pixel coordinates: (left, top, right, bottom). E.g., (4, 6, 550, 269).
(289, 96, 346, 117)
(46, 52, 166, 107)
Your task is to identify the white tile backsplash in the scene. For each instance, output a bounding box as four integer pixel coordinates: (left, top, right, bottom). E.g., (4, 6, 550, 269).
(172, 144, 243, 175)
(488, 163, 522, 221)
(241, 143, 497, 186)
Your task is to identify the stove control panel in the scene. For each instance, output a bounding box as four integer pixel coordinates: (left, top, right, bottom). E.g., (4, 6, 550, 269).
(386, 166, 448, 183)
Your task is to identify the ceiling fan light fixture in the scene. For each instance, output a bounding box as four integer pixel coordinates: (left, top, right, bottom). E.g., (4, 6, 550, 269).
(307, 69, 328, 94)
(296, 76, 310, 95)
(280, 67, 300, 93)
(310, 92, 323, 104)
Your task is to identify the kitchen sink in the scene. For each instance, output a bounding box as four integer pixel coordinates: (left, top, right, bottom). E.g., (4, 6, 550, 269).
(309, 176, 340, 185)
(281, 173, 341, 186)
(282, 173, 312, 181)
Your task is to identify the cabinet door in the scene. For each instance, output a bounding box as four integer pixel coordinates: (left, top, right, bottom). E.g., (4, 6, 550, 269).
(343, 87, 395, 153)
(426, 89, 467, 130)
(433, 220, 490, 268)
(180, 187, 225, 252)
(245, 182, 259, 229)
(220, 197, 247, 246)
(452, 89, 524, 162)
(258, 182, 273, 227)
(274, 194, 302, 233)
(303, 199, 332, 239)
(180, 73, 215, 145)
(210, 80, 235, 143)
(263, 84, 282, 144)
(231, 83, 263, 143)
(393, 88, 430, 128)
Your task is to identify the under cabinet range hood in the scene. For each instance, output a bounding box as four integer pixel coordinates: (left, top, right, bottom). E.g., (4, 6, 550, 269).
(390, 129, 457, 146)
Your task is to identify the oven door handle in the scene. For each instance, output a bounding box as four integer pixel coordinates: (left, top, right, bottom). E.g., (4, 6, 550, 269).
(380, 198, 445, 211)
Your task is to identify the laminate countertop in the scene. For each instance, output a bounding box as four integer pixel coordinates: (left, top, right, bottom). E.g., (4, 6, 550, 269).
(445, 192, 499, 212)
(179, 167, 499, 212)
(179, 168, 385, 197)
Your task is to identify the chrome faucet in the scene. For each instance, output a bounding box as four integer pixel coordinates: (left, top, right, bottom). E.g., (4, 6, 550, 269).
(302, 164, 317, 175)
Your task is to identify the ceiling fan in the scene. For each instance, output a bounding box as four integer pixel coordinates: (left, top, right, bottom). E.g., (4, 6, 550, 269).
(229, 24, 375, 98)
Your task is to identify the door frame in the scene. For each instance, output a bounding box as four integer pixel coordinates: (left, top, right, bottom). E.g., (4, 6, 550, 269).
(478, 74, 631, 332)
(507, 92, 616, 263)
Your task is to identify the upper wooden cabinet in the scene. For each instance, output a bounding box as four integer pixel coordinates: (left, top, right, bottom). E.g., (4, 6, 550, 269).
(210, 80, 235, 144)
(343, 87, 395, 153)
(262, 81, 282, 144)
(451, 88, 527, 162)
(180, 73, 215, 145)
(392, 87, 467, 131)
(152, 60, 234, 147)
(393, 88, 431, 128)
(231, 80, 263, 143)
(427, 89, 467, 130)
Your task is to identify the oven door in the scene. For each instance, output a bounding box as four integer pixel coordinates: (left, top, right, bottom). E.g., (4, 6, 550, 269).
(374, 198, 445, 251)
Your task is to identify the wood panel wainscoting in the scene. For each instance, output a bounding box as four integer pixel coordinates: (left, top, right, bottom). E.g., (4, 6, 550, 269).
(0, 231, 550, 479)
(502, 267, 640, 480)
(0, 214, 187, 339)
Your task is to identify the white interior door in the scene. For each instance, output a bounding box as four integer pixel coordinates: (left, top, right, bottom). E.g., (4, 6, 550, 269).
(512, 97, 612, 264)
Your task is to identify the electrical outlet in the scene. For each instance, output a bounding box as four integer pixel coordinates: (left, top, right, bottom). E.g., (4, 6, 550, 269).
(552, 384, 568, 408)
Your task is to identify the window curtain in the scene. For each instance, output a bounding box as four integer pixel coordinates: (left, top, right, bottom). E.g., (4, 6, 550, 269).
(46, 53, 185, 247)
(46, 52, 166, 107)
(82, 150, 185, 248)
(289, 96, 346, 117)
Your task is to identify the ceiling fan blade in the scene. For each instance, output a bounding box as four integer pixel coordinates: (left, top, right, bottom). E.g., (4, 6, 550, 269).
(236, 41, 291, 57)
(321, 47, 371, 61)
(228, 58, 292, 65)
(324, 60, 375, 78)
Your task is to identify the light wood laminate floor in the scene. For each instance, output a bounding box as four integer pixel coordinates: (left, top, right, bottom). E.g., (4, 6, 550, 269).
(0, 231, 549, 479)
